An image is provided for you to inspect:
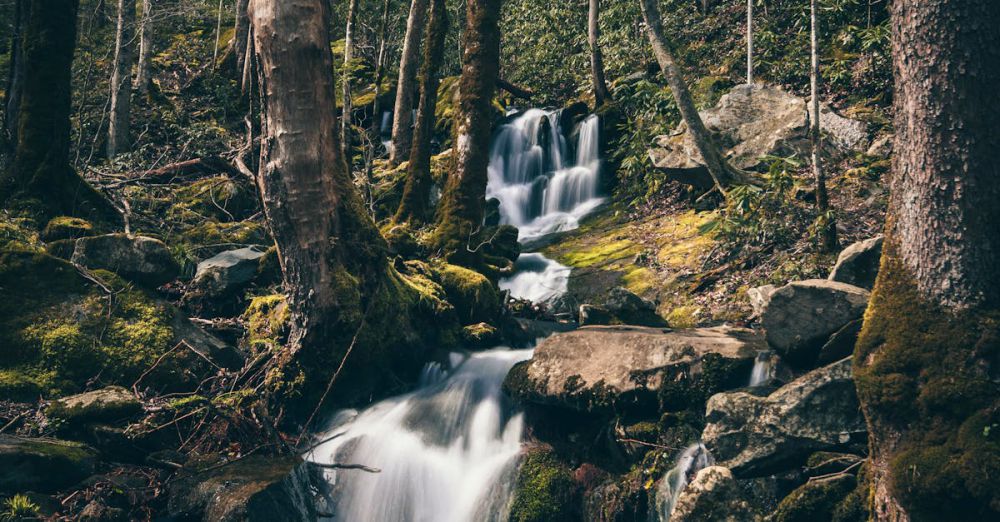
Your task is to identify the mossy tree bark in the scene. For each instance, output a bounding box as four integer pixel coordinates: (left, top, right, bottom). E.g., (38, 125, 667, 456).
(389, 0, 429, 166)
(135, 0, 154, 96)
(433, 0, 503, 265)
(340, 0, 359, 172)
(639, 0, 746, 192)
(3, 0, 28, 152)
(7, 0, 116, 221)
(107, 0, 135, 157)
(394, 0, 448, 225)
(589, 0, 612, 107)
(855, 1, 1000, 520)
(810, 0, 837, 252)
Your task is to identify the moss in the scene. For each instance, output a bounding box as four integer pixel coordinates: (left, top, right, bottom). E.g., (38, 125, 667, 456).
(854, 249, 1000, 519)
(666, 306, 700, 328)
(242, 295, 290, 353)
(0, 214, 41, 252)
(0, 369, 44, 402)
(562, 239, 640, 269)
(40, 216, 93, 242)
(774, 474, 856, 522)
(432, 262, 500, 325)
(168, 176, 258, 223)
(509, 449, 580, 522)
(461, 322, 499, 347)
(656, 353, 754, 415)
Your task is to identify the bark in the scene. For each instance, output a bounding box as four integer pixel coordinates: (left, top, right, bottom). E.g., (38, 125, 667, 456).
(3, 0, 28, 151)
(589, 0, 612, 106)
(389, 0, 429, 166)
(369, 0, 391, 139)
(107, 0, 135, 157)
(8, 0, 116, 221)
(433, 0, 503, 264)
(854, 1, 1000, 520)
(394, 0, 448, 224)
(639, 0, 743, 191)
(135, 0, 154, 96)
(341, 0, 359, 170)
(810, 0, 837, 252)
(746, 0, 753, 84)
(496, 78, 533, 100)
(212, 0, 224, 68)
(234, 0, 250, 80)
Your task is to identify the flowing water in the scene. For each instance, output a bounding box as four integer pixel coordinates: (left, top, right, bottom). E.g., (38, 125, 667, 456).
(655, 443, 715, 521)
(749, 350, 777, 387)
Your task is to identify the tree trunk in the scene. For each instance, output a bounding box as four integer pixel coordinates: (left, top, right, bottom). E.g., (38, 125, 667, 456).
(589, 0, 612, 106)
(433, 0, 503, 264)
(107, 0, 135, 157)
(3, 0, 28, 152)
(370, 0, 391, 139)
(341, 0, 359, 171)
(746, 0, 753, 84)
(135, 0, 154, 96)
(389, 0, 429, 166)
(212, 0, 224, 68)
(394, 0, 448, 224)
(639, 0, 743, 191)
(234, 0, 250, 80)
(810, 0, 837, 252)
(854, 1, 1000, 521)
(8, 0, 116, 221)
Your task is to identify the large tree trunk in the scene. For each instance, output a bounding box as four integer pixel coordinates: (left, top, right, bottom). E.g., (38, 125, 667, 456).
(7, 0, 115, 221)
(854, 1, 1000, 521)
(433, 0, 503, 264)
(810, 0, 837, 252)
(388, 0, 429, 166)
(394, 0, 448, 224)
(107, 0, 135, 157)
(135, 0, 154, 96)
(639, 0, 744, 191)
(340, 0, 359, 171)
(3, 0, 28, 151)
(589, 0, 612, 106)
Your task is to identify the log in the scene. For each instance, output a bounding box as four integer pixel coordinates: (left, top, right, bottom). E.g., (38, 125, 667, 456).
(496, 78, 534, 100)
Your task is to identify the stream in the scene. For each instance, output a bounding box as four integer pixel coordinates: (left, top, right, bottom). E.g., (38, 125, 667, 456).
(306, 108, 605, 521)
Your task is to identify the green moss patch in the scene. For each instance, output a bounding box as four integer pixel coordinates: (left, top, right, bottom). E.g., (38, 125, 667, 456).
(509, 448, 580, 522)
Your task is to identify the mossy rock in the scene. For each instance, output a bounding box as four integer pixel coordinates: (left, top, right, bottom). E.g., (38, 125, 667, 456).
(773, 474, 856, 522)
(509, 448, 581, 522)
(0, 435, 98, 494)
(46, 386, 142, 426)
(0, 369, 44, 403)
(431, 263, 501, 325)
(242, 294, 291, 353)
(41, 216, 95, 242)
(167, 176, 258, 223)
(461, 322, 500, 348)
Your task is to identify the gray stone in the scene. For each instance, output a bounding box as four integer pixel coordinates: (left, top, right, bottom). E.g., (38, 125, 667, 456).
(866, 133, 894, 157)
(580, 287, 665, 327)
(670, 466, 756, 522)
(72, 234, 180, 287)
(0, 435, 98, 493)
(829, 236, 884, 290)
(701, 358, 867, 477)
(747, 284, 777, 318)
(761, 280, 870, 369)
(47, 386, 142, 426)
(578, 304, 613, 326)
(193, 247, 268, 295)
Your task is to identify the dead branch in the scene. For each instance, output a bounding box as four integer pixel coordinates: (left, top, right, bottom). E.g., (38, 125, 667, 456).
(497, 78, 534, 100)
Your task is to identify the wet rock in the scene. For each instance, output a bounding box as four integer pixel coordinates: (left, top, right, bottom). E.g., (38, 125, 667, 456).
(760, 280, 870, 369)
(580, 287, 666, 327)
(71, 234, 180, 287)
(192, 246, 268, 296)
(483, 224, 521, 264)
(578, 304, 613, 326)
(772, 473, 856, 522)
(702, 358, 866, 477)
(0, 435, 98, 493)
(505, 325, 762, 415)
(649, 85, 869, 175)
(670, 466, 754, 522)
(167, 455, 314, 521)
(828, 236, 883, 290)
(484, 197, 503, 227)
(747, 284, 777, 318)
(47, 386, 142, 426)
(461, 322, 501, 348)
(509, 447, 580, 522)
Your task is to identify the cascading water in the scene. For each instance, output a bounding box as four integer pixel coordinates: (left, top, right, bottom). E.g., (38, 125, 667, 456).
(308, 349, 533, 522)
(655, 443, 714, 521)
(749, 350, 777, 387)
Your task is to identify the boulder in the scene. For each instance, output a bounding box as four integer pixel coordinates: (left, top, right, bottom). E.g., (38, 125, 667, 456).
(432, 263, 501, 325)
(41, 216, 95, 242)
(747, 284, 777, 318)
(649, 85, 868, 177)
(47, 386, 142, 426)
(760, 280, 870, 369)
(828, 236, 883, 290)
(192, 247, 268, 295)
(167, 455, 314, 521)
(578, 304, 613, 326)
(670, 466, 755, 522)
(772, 473, 857, 522)
(702, 358, 867, 476)
(71, 234, 180, 287)
(579, 287, 666, 327)
(816, 319, 863, 367)
(505, 326, 762, 415)
(0, 435, 98, 493)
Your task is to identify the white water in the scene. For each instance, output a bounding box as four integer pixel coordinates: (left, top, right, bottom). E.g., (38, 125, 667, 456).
(656, 443, 714, 521)
(308, 348, 533, 522)
(749, 350, 777, 387)
(499, 253, 571, 304)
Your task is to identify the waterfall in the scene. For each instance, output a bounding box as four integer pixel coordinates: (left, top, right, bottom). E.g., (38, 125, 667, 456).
(656, 443, 714, 521)
(499, 253, 572, 304)
(308, 349, 533, 522)
(487, 110, 605, 243)
(749, 350, 777, 387)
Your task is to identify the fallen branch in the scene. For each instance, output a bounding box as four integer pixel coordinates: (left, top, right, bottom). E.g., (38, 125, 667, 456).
(103, 156, 242, 188)
(497, 78, 534, 100)
(310, 462, 381, 474)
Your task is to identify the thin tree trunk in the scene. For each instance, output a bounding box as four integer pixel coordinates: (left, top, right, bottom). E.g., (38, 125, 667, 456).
(107, 0, 136, 158)
(136, 0, 154, 96)
(854, 1, 1000, 521)
(395, 0, 447, 224)
(212, 0, 224, 68)
(810, 0, 837, 252)
(589, 0, 612, 106)
(433, 0, 503, 264)
(3, 0, 28, 151)
(9, 0, 116, 221)
(639, 0, 743, 191)
(389, 0, 429, 166)
(370, 0, 391, 140)
(234, 0, 250, 80)
(746, 0, 753, 84)
(341, 0, 359, 171)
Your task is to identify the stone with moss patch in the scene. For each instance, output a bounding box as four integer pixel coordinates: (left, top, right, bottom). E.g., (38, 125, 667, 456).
(509, 448, 580, 522)
(432, 263, 500, 325)
(47, 386, 142, 426)
(41, 216, 95, 242)
(0, 435, 98, 493)
(773, 474, 856, 522)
